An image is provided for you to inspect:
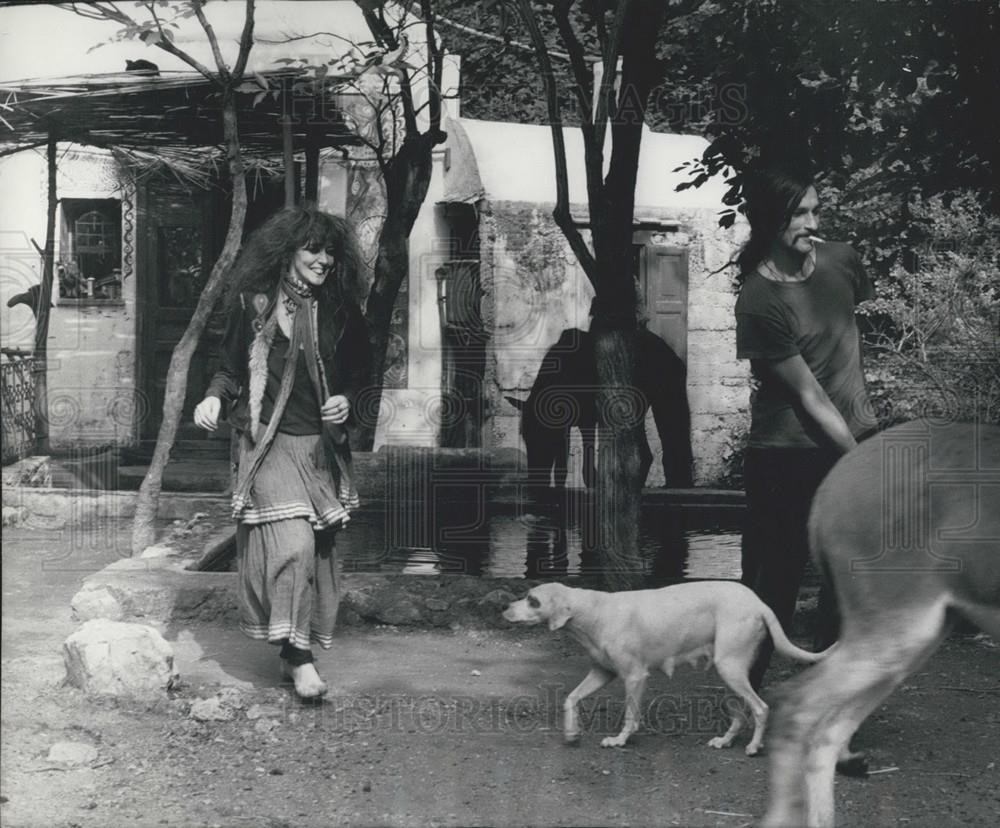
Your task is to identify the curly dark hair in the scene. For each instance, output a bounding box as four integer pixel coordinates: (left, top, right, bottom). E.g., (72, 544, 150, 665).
(227, 204, 367, 310)
(735, 165, 815, 286)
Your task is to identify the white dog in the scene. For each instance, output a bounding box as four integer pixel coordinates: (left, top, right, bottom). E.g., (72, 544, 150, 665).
(503, 580, 830, 753)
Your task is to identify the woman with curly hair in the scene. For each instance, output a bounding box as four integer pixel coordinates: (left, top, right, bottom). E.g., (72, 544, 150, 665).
(194, 205, 370, 698)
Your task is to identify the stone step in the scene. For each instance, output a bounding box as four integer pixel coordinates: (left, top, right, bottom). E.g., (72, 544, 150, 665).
(120, 439, 231, 464)
(117, 459, 231, 493)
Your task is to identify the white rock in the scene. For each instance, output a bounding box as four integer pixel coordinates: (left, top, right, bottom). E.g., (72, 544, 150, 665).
(139, 544, 175, 559)
(46, 741, 98, 767)
(70, 585, 124, 622)
(246, 703, 283, 721)
(2, 505, 27, 527)
(189, 697, 233, 722)
(253, 718, 278, 734)
(63, 619, 177, 698)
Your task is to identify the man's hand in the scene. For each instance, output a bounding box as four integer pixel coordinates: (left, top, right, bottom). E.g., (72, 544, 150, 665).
(321, 394, 350, 425)
(754, 355, 858, 455)
(194, 396, 221, 432)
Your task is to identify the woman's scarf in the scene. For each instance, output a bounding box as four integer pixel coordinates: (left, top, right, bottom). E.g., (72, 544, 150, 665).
(234, 282, 321, 511)
(233, 277, 357, 519)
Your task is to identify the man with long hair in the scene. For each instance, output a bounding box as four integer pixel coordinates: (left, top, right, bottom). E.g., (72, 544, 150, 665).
(194, 205, 370, 698)
(734, 166, 877, 690)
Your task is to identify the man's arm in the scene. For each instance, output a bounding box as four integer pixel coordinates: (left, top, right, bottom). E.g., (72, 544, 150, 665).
(754, 355, 857, 455)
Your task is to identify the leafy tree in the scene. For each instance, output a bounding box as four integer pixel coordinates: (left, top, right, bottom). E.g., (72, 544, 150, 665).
(662, 0, 999, 266)
(656, 0, 999, 423)
(860, 192, 1000, 426)
(500, 0, 722, 589)
(269, 0, 447, 449)
(61, 0, 257, 554)
(346, 0, 447, 449)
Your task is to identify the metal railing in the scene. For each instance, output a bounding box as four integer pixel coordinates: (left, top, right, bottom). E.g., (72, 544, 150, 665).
(1, 348, 36, 465)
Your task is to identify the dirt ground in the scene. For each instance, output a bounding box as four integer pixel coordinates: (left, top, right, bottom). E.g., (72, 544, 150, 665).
(2, 524, 999, 828)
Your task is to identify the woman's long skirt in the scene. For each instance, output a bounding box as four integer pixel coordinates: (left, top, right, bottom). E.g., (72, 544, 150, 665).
(234, 431, 352, 650)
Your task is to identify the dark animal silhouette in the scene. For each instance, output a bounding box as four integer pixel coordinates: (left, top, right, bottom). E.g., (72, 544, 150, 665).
(6, 284, 50, 318)
(126, 59, 159, 75)
(506, 328, 692, 489)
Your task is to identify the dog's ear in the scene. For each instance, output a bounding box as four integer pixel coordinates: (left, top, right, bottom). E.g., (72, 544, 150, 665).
(548, 603, 572, 630)
(505, 396, 526, 411)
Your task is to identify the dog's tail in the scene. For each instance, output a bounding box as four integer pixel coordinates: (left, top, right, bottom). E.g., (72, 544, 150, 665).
(759, 606, 835, 663)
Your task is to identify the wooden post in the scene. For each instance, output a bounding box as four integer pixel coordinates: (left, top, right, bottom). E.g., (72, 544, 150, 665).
(33, 131, 58, 454)
(304, 127, 321, 204)
(283, 83, 295, 206)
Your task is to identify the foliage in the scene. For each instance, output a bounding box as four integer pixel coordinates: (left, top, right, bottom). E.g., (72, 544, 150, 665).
(858, 192, 1000, 426)
(62, 0, 256, 553)
(714, 419, 748, 491)
(432, 0, 599, 125)
(662, 0, 999, 262)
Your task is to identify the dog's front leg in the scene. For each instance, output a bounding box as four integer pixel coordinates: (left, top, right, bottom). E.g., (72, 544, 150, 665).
(601, 670, 648, 748)
(564, 666, 615, 745)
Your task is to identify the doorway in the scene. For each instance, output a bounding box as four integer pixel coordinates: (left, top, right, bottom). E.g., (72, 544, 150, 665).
(633, 231, 688, 363)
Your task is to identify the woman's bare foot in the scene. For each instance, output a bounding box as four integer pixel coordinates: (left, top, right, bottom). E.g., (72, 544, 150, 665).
(281, 660, 328, 699)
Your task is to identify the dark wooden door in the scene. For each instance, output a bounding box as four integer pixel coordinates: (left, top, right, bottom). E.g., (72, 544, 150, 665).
(638, 243, 688, 363)
(138, 181, 228, 448)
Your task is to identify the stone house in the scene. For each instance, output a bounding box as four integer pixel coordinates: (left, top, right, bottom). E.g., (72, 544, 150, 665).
(0, 1, 749, 486)
(426, 117, 749, 486)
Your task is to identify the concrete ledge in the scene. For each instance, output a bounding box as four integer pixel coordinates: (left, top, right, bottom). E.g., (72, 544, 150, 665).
(71, 553, 824, 639)
(1, 486, 230, 526)
(3, 481, 744, 527)
(70, 556, 571, 631)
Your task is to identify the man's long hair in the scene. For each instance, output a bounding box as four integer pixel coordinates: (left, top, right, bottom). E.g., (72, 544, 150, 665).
(227, 205, 367, 310)
(736, 166, 815, 286)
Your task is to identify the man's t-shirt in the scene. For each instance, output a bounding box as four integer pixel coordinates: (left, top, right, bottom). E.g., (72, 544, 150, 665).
(735, 240, 877, 449)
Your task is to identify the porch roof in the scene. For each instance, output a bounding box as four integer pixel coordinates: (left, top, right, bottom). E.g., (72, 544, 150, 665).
(0, 69, 362, 160)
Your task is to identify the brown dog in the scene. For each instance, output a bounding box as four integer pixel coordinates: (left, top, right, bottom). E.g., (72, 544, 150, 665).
(503, 580, 830, 753)
(762, 420, 1000, 827)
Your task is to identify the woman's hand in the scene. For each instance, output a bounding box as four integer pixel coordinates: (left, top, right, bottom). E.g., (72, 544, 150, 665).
(194, 396, 221, 432)
(321, 394, 350, 425)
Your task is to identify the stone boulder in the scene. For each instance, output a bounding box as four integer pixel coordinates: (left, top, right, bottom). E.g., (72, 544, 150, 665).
(63, 619, 177, 698)
(70, 584, 125, 622)
(46, 741, 98, 767)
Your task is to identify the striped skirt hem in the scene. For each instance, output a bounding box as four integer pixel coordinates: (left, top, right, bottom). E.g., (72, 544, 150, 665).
(235, 499, 352, 530)
(240, 622, 336, 651)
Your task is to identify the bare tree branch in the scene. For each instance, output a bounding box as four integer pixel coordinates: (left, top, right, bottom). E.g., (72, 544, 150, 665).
(188, 0, 232, 81)
(515, 0, 597, 284)
(592, 0, 629, 151)
(551, 2, 603, 221)
(360, 7, 418, 135)
(231, 0, 257, 80)
(435, 14, 575, 62)
(58, 1, 219, 82)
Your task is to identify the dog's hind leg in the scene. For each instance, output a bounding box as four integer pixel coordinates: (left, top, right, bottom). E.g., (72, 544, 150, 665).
(564, 666, 615, 745)
(601, 669, 648, 747)
(712, 657, 769, 755)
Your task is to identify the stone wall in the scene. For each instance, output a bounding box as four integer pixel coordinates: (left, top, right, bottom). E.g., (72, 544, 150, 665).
(650, 210, 751, 487)
(0, 146, 139, 450)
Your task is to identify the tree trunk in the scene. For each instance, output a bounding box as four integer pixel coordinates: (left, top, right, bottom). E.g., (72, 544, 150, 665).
(591, 302, 646, 591)
(356, 133, 436, 450)
(33, 132, 58, 454)
(131, 88, 248, 554)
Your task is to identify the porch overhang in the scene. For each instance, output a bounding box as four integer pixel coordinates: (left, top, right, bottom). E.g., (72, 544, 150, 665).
(0, 68, 363, 162)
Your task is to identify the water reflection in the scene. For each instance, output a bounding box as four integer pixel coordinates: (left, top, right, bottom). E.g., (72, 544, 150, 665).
(339, 492, 743, 581)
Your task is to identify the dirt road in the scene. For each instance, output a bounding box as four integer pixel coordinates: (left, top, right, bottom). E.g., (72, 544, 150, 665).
(2, 524, 998, 827)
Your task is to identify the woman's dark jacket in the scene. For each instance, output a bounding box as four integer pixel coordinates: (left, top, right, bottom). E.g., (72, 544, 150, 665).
(204, 287, 370, 505)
